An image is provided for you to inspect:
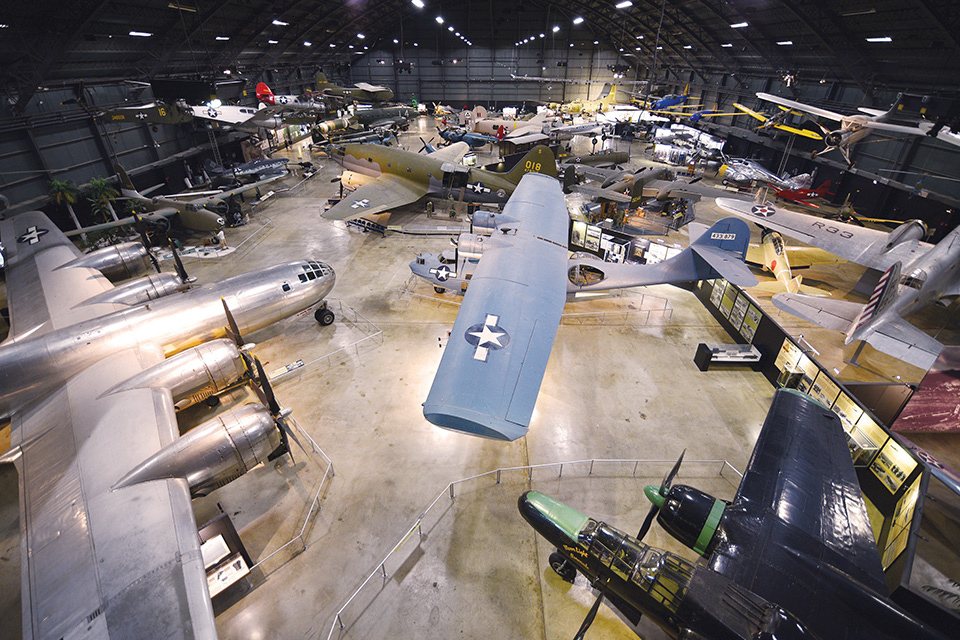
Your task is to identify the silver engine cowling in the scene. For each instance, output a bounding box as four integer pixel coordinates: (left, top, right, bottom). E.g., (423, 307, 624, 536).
(64, 241, 150, 282)
(456, 233, 488, 261)
(883, 219, 927, 253)
(113, 403, 281, 497)
(471, 210, 500, 235)
(83, 272, 184, 307)
(106, 338, 247, 410)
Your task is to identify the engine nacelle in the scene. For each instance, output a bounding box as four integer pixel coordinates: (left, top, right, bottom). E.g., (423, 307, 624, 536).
(107, 338, 246, 410)
(654, 484, 726, 557)
(456, 233, 488, 261)
(317, 117, 353, 134)
(883, 219, 927, 253)
(113, 403, 281, 497)
(824, 129, 851, 148)
(84, 272, 184, 307)
(64, 242, 150, 282)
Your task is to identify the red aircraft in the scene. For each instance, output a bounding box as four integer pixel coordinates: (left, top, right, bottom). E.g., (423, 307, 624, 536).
(773, 179, 833, 207)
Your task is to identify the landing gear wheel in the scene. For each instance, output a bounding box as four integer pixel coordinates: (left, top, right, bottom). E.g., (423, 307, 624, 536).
(721, 179, 729, 186)
(205, 395, 221, 408)
(316, 308, 335, 326)
(434, 286, 445, 294)
(549, 552, 577, 583)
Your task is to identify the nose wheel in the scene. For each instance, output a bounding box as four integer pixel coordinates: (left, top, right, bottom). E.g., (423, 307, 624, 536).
(314, 302, 335, 326)
(549, 551, 577, 583)
(434, 286, 446, 294)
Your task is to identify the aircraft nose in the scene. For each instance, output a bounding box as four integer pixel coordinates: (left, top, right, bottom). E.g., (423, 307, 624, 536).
(517, 491, 589, 544)
(718, 164, 728, 176)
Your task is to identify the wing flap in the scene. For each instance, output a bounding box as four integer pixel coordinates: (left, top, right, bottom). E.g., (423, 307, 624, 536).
(692, 245, 758, 287)
(756, 92, 846, 121)
(323, 174, 428, 221)
(867, 318, 943, 370)
(427, 141, 470, 163)
(771, 292, 861, 332)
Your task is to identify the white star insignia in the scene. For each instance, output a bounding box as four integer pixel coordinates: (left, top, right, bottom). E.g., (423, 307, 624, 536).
(469, 324, 506, 348)
(351, 199, 371, 209)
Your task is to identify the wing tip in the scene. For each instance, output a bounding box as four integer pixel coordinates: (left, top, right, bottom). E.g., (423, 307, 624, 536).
(423, 406, 528, 441)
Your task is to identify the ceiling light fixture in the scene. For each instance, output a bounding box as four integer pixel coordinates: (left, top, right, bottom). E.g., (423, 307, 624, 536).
(448, 26, 454, 32)
(616, 1, 633, 8)
(393, 38, 399, 43)
(272, 19, 288, 26)
(357, 33, 365, 39)
(215, 36, 229, 40)
(730, 22, 748, 28)
(330, 43, 337, 47)
(777, 40, 793, 45)
(411, 0, 424, 7)
(721, 43, 733, 47)
(552, 25, 560, 33)
(304, 41, 312, 46)
(573, 17, 584, 24)
(435, 16, 443, 24)
(268, 39, 279, 44)
(129, 31, 153, 37)
(865, 36, 892, 42)
(683, 45, 692, 49)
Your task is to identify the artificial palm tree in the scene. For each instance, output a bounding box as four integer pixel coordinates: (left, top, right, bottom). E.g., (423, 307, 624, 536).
(84, 177, 119, 223)
(48, 179, 82, 229)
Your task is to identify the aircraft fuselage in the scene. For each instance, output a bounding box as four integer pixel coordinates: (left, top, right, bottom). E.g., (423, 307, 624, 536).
(0, 261, 334, 418)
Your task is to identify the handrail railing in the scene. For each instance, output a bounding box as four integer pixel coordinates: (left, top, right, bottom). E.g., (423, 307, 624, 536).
(325, 458, 741, 639)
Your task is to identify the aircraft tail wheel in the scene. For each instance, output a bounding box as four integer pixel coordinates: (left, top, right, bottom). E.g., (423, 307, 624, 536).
(316, 307, 335, 326)
(721, 179, 729, 186)
(549, 552, 577, 583)
(434, 286, 445, 294)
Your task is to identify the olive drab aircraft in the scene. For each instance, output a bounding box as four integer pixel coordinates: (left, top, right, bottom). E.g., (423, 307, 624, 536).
(412, 174, 756, 441)
(255, 82, 328, 112)
(717, 196, 960, 369)
(316, 72, 394, 103)
(521, 389, 949, 640)
(0, 207, 336, 638)
(323, 142, 559, 228)
(98, 101, 194, 125)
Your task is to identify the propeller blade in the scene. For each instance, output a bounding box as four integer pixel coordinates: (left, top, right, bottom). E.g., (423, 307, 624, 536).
(221, 297, 245, 348)
(637, 502, 659, 541)
(253, 356, 281, 415)
(573, 591, 605, 640)
(663, 448, 686, 491)
(169, 239, 190, 283)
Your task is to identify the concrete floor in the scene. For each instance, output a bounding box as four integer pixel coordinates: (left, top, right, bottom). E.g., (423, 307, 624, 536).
(1, 116, 956, 640)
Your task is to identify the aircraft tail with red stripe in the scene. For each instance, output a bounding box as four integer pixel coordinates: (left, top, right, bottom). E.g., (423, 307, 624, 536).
(256, 82, 275, 104)
(813, 179, 833, 197)
(847, 261, 901, 341)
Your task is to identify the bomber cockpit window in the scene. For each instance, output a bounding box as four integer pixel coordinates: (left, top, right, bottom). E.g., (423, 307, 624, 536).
(900, 269, 927, 290)
(569, 264, 606, 286)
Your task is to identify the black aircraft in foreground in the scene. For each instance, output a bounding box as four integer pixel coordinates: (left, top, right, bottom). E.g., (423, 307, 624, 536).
(519, 389, 949, 640)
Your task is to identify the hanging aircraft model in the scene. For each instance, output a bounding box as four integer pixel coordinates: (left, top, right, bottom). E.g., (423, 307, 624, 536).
(755, 92, 939, 165)
(520, 388, 948, 640)
(316, 72, 394, 102)
(97, 100, 194, 125)
(323, 143, 557, 228)
(189, 101, 296, 132)
(255, 82, 328, 112)
(716, 157, 812, 191)
(413, 173, 756, 441)
(733, 102, 824, 139)
(203, 157, 291, 185)
(0, 208, 336, 639)
(716, 196, 955, 369)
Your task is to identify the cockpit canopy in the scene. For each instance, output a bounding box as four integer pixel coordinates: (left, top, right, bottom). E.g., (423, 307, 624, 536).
(296, 261, 333, 284)
(569, 263, 607, 286)
(900, 268, 927, 290)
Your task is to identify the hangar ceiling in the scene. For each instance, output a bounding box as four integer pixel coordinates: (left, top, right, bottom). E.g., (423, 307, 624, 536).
(2, 0, 959, 112)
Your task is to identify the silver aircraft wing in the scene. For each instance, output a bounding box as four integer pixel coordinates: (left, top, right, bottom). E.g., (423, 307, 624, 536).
(0, 211, 125, 340)
(571, 183, 631, 202)
(323, 174, 429, 221)
(6, 346, 217, 640)
(715, 198, 932, 271)
(422, 173, 569, 441)
(427, 141, 470, 163)
(756, 92, 847, 122)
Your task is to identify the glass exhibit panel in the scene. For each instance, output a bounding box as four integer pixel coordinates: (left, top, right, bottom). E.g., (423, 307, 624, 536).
(809, 371, 841, 408)
(870, 437, 917, 494)
(740, 303, 762, 343)
(795, 353, 819, 392)
(882, 472, 922, 569)
(728, 293, 749, 329)
(773, 339, 802, 371)
(584, 225, 601, 251)
(571, 221, 587, 248)
(832, 392, 864, 432)
(719, 284, 738, 318)
(709, 279, 727, 307)
(646, 242, 669, 265)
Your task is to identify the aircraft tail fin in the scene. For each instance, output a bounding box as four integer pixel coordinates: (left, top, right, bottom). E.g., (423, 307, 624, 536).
(505, 146, 557, 184)
(316, 72, 334, 90)
(255, 82, 274, 103)
(114, 163, 141, 198)
(203, 158, 222, 174)
(849, 261, 901, 339)
(687, 218, 757, 286)
(814, 179, 833, 197)
(561, 165, 578, 193)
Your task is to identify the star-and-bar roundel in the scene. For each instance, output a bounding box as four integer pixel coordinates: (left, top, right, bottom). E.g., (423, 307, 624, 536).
(17, 226, 49, 245)
(464, 314, 510, 362)
(751, 204, 777, 217)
